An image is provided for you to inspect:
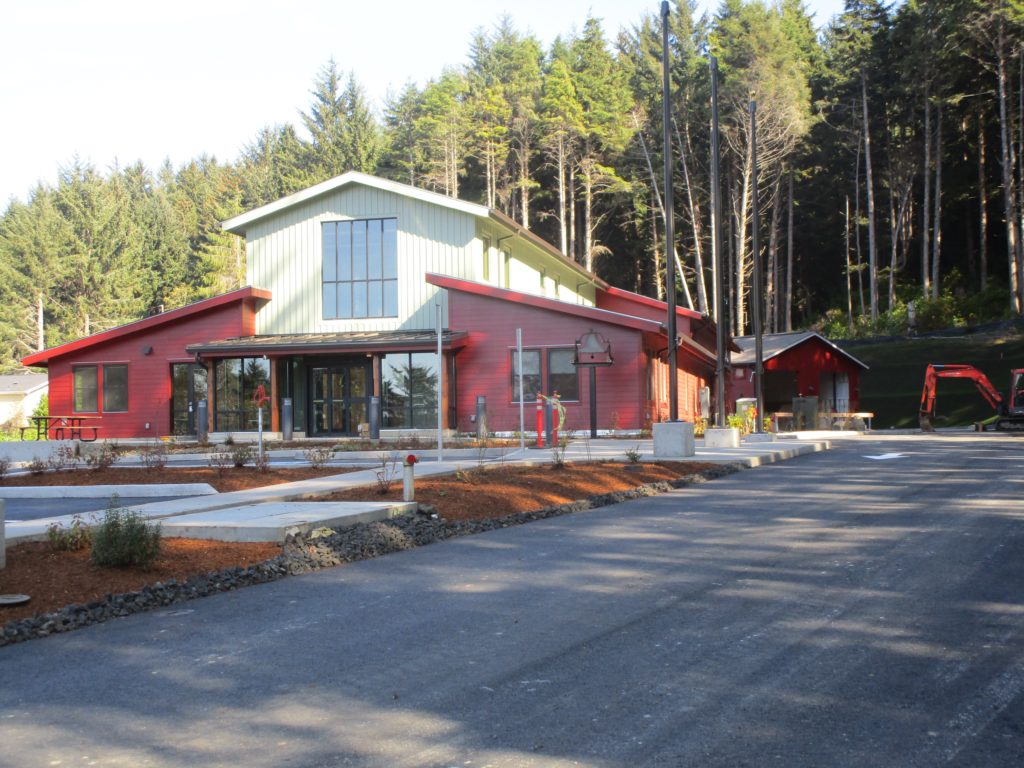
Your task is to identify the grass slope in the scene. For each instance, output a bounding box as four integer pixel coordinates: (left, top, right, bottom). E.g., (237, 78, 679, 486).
(838, 324, 1024, 429)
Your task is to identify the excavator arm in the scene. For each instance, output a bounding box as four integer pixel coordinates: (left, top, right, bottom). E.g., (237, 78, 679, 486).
(919, 364, 1005, 431)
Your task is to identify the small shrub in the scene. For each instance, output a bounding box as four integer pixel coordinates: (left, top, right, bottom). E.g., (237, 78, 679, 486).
(624, 444, 642, 464)
(27, 457, 47, 475)
(208, 451, 231, 476)
(223, 434, 235, 446)
(550, 437, 569, 469)
(90, 496, 162, 570)
(230, 443, 253, 468)
(85, 444, 118, 472)
(374, 452, 398, 494)
(140, 445, 168, 470)
(47, 444, 79, 472)
(304, 446, 333, 469)
(693, 417, 708, 438)
(455, 467, 476, 484)
(726, 413, 747, 434)
(253, 449, 271, 473)
(47, 514, 92, 551)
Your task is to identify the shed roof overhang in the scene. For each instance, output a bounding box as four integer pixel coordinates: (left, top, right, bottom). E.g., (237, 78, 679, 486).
(187, 329, 469, 358)
(21, 287, 271, 368)
(426, 273, 718, 367)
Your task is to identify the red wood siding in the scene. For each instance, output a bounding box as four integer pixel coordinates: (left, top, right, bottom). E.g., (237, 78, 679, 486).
(448, 291, 647, 432)
(44, 300, 258, 439)
(447, 290, 708, 432)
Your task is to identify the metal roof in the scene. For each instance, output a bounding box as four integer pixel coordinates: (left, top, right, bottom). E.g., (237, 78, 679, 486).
(731, 331, 869, 369)
(187, 329, 469, 356)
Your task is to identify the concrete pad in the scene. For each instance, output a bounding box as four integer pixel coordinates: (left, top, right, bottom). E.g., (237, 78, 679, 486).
(704, 427, 741, 448)
(159, 501, 417, 542)
(0, 484, 216, 499)
(652, 422, 695, 458)
(743, 432, 774, 443)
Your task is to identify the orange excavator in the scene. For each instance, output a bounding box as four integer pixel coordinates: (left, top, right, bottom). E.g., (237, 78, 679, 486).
(919, 364, 1024, 431)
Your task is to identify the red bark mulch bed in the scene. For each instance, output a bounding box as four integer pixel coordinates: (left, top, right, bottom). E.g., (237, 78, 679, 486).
(1, 461, 716, 625)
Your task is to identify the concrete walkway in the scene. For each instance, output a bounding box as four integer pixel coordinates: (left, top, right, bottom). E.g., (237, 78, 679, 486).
(3, 435, 832, 546)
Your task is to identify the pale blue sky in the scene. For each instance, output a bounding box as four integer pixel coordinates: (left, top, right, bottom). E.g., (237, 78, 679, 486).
(0, 0, 845, 206)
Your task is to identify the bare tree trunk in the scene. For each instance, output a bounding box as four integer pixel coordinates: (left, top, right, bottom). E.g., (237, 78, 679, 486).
(921, 86, 932, 298)
(845, 196, 853, 332)
(635, 127, 694, 309)
(520, 137, 530, 229)
(556, 136, 568, 255)
(36, 293, 44, 352)
(735, 139, 753, 335)
(862, 73, 879, 322)
(568, 163, 577, 263)
(767, 176, 782, 333)
(583, 163, 594, 272)
(674, 122, 709, 313)
(786, 171, 794, 332)
(855, 134, 866, 318)
(979, 115, 989, 289)
(931, 102, 943, 298)
(997, 17, 1022, 313)
(651, 189, 664, 299)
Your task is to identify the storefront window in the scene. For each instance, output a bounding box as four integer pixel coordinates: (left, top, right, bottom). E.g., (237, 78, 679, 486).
(382, 352, 439, 429)
(215, 357, 270, 431)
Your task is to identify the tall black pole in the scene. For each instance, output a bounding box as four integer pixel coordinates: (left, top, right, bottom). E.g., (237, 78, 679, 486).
(661, 1, 678, 422)
(750, 101, 765, 433)
(711, 57, 726, 428)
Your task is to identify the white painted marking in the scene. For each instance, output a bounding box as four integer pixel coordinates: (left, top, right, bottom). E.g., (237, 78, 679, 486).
(864, 453, 906, 460)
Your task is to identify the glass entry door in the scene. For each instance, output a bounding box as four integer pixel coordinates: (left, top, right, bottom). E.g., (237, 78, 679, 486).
(171, 363, 209, 435)
(310, 361, 371, 436)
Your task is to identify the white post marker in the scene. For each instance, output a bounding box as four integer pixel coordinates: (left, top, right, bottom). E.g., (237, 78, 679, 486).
(403, 454, 417, 501)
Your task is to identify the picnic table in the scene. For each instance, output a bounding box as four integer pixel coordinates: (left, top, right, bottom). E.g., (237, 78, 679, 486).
(20, 415, 101, 442)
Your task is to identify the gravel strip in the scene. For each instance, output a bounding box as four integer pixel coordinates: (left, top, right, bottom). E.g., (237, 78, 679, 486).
(1, 464, 741, 647)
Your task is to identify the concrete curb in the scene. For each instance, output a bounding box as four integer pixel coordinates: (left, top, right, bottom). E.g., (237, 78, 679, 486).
(0, 484, 217, 499)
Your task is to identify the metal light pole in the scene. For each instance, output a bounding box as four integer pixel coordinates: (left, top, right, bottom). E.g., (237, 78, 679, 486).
(750, 101, 765, 433)
(711, 57, 726, 428)
(661, 1, 678, 422)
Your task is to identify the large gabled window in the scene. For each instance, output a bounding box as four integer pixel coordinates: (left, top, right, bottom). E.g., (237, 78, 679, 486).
(322, 218, 398, 319)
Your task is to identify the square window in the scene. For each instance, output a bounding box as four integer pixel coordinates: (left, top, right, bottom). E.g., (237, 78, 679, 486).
(512, 350, 542, 403)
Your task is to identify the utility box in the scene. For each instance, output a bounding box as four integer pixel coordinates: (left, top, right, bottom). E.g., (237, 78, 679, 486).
(792, 396, 818, 431)
(736, 397, 757, 420)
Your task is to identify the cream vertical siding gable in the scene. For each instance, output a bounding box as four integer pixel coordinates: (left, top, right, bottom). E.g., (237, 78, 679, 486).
(239, 176, 599, 336)
(246, 184, 478, 335)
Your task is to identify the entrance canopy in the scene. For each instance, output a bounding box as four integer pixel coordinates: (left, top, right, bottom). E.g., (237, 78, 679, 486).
(186, 329, 469, 358)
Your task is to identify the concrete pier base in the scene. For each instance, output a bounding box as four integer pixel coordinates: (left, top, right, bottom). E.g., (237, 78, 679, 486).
(704, 427, 741, 448)
(653, 422, 695, 458)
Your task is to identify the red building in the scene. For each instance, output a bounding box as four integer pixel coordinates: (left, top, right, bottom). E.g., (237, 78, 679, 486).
(21, 289, 270, 439)
(729, 331, 868, 414)
(21, 173, 725, 439)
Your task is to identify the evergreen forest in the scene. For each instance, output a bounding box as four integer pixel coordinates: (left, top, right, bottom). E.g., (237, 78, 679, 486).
(2, 0, 1023, 373)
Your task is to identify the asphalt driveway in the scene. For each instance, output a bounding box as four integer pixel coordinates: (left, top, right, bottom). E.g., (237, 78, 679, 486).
(1, 433, 1022, 766)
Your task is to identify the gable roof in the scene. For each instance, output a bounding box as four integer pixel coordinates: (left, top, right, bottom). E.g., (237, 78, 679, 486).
(731, 331, 868, 369)
(0, 373, 48, 394)
(21, 287, 271, 367)
(221, 171, 604, 289)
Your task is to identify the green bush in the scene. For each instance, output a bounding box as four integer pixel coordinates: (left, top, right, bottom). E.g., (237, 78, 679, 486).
(47, 515, 92, 551)
(90, 496, 162, 570)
